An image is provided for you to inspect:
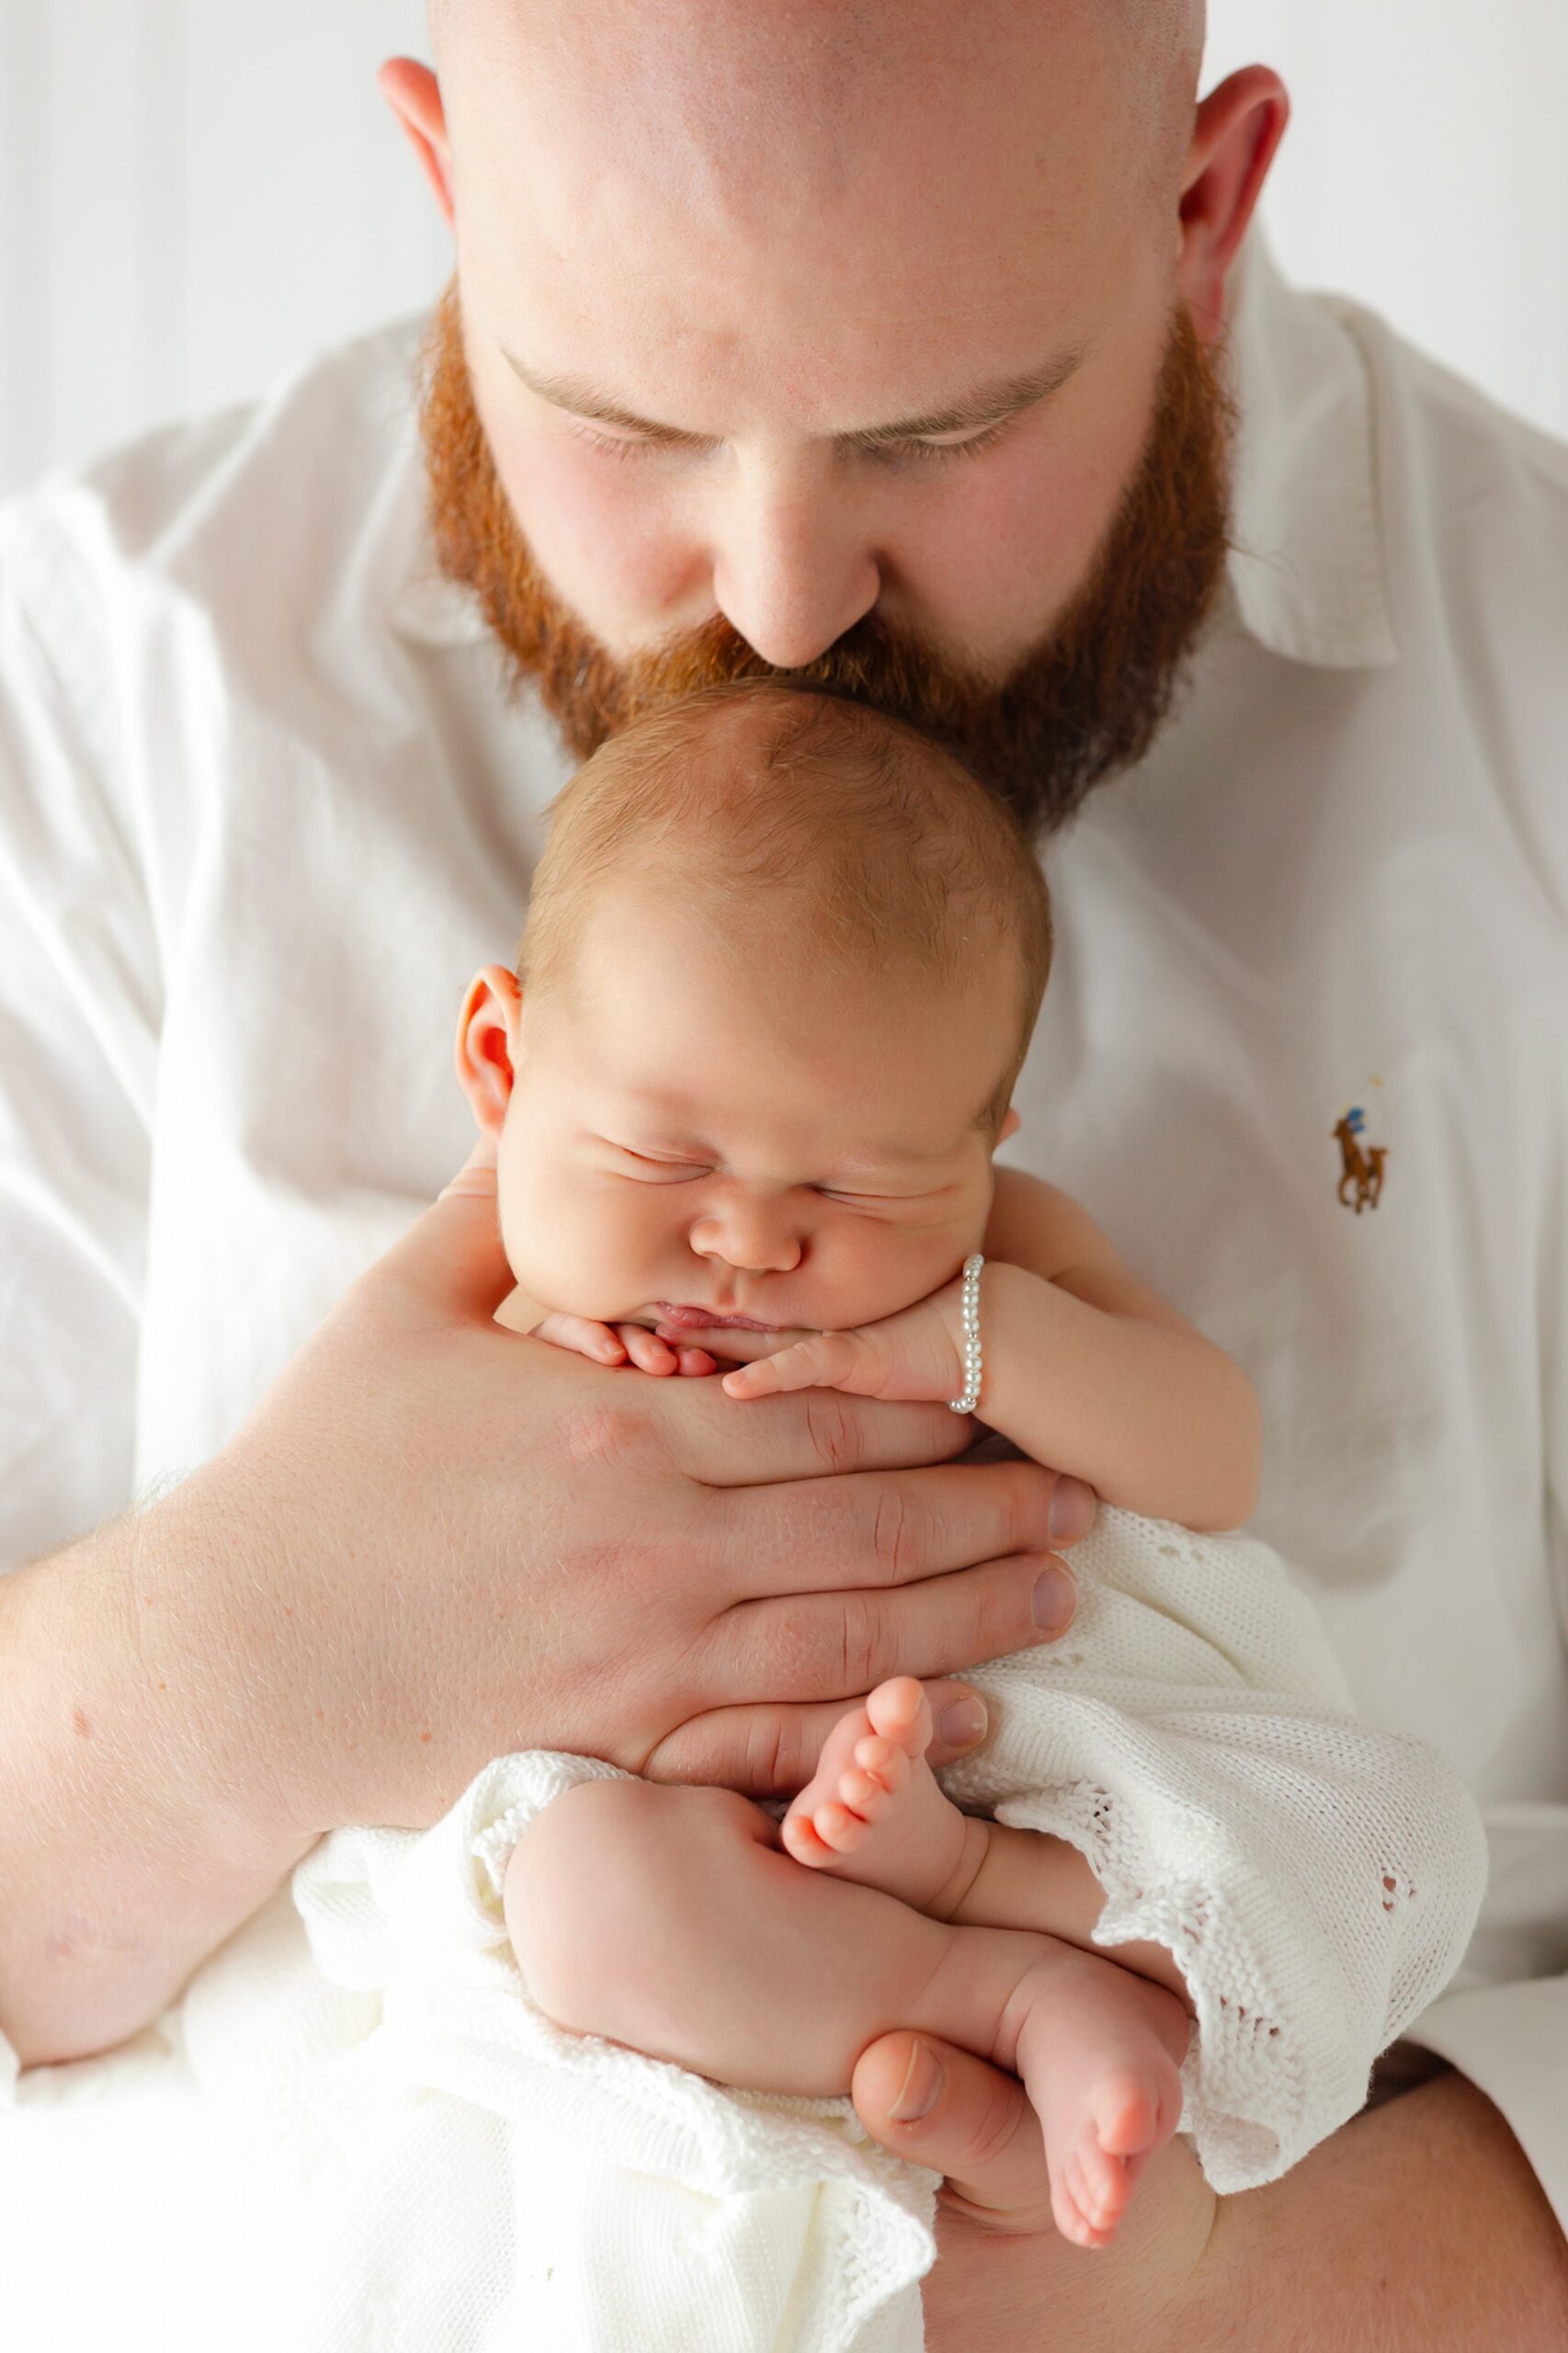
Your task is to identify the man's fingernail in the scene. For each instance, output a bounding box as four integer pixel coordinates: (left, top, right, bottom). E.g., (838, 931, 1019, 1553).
(889, 2040, 944, 2123)
(1048, 1476, 1096, 1544)
(936, 1698, 988, 1754)
(1031, 1564, 1075, 1633)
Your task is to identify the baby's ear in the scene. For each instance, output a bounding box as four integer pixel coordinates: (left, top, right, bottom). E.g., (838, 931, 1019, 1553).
(997, 1106, 1022, 1145)
(455, 965, 524, 1140)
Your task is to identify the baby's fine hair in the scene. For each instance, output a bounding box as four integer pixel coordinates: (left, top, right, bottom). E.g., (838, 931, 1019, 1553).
(518, 680, 1053, 1125)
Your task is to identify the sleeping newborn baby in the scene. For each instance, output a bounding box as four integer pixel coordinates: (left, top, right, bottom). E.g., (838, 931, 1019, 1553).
(446, 678, 1486, 2253)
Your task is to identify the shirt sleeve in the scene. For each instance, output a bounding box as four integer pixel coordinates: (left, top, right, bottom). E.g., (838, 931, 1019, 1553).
(0, 493, 160, 1568)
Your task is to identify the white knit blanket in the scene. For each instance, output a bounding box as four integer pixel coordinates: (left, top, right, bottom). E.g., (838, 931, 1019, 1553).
(170, 1508, 1485, 2353)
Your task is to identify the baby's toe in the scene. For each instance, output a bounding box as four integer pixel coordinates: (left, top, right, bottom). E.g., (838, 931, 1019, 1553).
(852, 1733, 913, 1793)
(1050, 2155, 1107, 2250)
(781, 1809, 836, 1868)
(837, 1766, 894, 1819)
(1091, 2069, 1168, 2159)
(847, 1741, 911, 1796)
(814, 1801, 871, 1854)
(865, 1677, 932, 1756)
(1076, 2135, 1137, 2236)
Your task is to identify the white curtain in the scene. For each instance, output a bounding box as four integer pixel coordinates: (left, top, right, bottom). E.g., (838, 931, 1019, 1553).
(1, 1, 1565, 497)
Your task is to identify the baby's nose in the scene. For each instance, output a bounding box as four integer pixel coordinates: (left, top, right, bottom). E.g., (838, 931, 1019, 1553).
(689, 1203, 803, 1275)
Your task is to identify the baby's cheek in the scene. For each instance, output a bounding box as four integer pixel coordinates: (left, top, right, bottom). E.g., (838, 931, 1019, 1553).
(810, 1217, 949, 1328)
(496, 1154, 589, 1298)
(501, 1160, 666, 1319)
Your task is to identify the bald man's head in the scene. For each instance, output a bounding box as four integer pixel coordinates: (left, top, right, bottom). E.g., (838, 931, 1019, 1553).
(389, 0, 1280, 820)
(427, 0, 1206, 231)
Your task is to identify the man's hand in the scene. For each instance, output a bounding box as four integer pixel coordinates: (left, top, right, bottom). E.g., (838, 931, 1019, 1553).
(1, 1142, 1093, 2063)
(851, 2031, 1085, 2235)
(850, 2031, 1219, 2347)
(202, 1142, 1086, 1833)
(849, 2038, 1568, 2351)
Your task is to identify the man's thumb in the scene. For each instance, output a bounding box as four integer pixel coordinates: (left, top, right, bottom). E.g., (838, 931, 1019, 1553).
(381, 1135, 515, 1322)
(851, 2033, 1051, 2230)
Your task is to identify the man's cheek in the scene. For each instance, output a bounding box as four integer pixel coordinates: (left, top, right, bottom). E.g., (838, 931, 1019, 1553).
(903, 461, 1104, 654)
(502, 445, 696, 636)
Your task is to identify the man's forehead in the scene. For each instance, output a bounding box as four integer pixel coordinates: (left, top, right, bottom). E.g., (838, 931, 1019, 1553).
(435, 0, 1190, 276)
(437, 2, 1179, 424)
(430, 0, 1199, 100)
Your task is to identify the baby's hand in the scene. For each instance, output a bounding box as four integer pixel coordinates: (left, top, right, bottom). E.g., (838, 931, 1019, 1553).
(530, 1312, 718, 1379)
(662, 1280, 966, 1404)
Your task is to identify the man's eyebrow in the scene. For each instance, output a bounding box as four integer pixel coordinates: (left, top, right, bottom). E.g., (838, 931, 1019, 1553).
(841, 354, 1086, 449)
(504, 354, 710, 442)
(502, 349, 1085, 447)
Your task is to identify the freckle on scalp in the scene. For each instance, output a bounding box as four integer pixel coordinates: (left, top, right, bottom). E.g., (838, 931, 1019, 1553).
(72, 1708, 92, 1739)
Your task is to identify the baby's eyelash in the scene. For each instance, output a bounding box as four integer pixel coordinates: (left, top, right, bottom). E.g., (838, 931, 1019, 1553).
(813, 1187, 929, 1211)
(619, 1148, 711, 1179)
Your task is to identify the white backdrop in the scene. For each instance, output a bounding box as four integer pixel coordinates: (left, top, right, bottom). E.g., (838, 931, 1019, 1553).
(1, 1, 1566, 498)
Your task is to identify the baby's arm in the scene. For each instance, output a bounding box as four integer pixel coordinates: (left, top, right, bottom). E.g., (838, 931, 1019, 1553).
(722, 1171, 1259, 1532)
(972, 1168, 1261, 1530)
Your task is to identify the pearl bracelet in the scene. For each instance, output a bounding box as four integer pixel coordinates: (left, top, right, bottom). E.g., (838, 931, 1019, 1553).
(948, 1252, 984, 1414)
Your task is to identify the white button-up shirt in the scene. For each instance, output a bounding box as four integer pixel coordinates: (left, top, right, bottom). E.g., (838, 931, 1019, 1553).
(1, 233, 1565, 2317)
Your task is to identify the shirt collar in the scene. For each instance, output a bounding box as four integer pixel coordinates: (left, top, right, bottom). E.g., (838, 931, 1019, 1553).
(1221, 229, 1397, 668)
(390, 230, 1397, 672)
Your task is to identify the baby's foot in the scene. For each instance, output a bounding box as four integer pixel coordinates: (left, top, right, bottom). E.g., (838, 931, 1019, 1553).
(1010, 1949, 1190, 2250)
(781, 1678, 982, 1915)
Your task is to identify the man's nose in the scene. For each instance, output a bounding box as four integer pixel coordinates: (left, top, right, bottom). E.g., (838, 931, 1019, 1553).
(688, 1194, 805, 1276)
(709, 451, 880, 669)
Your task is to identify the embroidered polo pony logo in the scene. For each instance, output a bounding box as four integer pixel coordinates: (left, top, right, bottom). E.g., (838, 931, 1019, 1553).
(1333, 1108, 1389, 1214)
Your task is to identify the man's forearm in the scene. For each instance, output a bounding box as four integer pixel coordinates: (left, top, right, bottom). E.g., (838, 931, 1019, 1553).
(922, 2072, 1568, 2351)
(1195, 2070, 1568, 2352)
(0, 1510, 312, 2066)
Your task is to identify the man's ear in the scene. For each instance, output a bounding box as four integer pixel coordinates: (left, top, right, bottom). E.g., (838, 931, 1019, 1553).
(456, 965, 523, 1140)
(379, 57, 456, 225)
(1175, 64, 1290, 339)
(997, 1107, 1022, 1145)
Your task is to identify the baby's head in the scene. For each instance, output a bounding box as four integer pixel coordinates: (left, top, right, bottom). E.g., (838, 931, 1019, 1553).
(457, 681, 1051, 1338)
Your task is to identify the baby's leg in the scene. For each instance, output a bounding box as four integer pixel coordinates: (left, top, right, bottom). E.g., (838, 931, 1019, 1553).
(506, 1778, 1186, 2246)
(783, 1679, 1193, 2243)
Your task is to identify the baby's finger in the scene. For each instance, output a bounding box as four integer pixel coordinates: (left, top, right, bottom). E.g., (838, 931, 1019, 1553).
(653, 1324, 812, 1364)
(674, 1346, 719, 1377)
(536, 1313, 627, 1366)
(722, 1342, 824, 1399)
(618, 1324, 678, 1375)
